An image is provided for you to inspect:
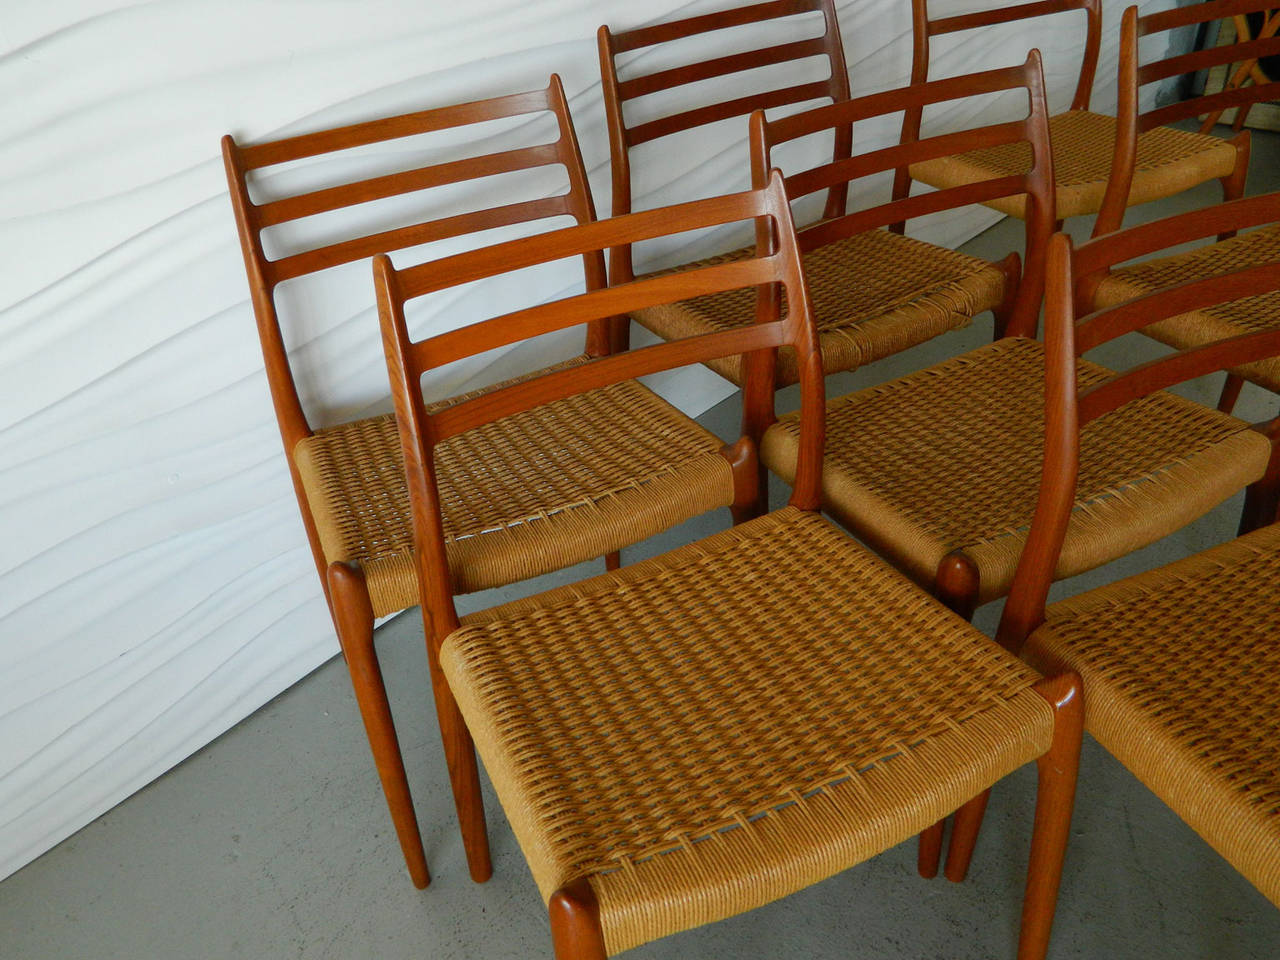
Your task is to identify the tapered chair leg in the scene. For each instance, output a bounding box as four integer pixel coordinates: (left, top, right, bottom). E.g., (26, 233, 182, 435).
(917, 819, 945, 878)
(1216, 136, 1251, 242)
(604, 551, 621, 571)
(944, 788, 992, 882)
(327, 562, 430, 889)
(1217, 374, 1245, 414)
(920, 551, 983, 875)
(990, 252, 1022, 341)
(424, 637, 493, 883)
(550, 879, 609, 960)
(1017, 672, 1083, 960)
(1239, 443, 1280, 535)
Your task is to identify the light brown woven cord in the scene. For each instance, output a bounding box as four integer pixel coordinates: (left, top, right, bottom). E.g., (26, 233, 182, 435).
(1097, 225, 1280, 393)
(909, 110, 1238, 221)
(445, 508, 1054, 954)
(761, 338, 1271, 603)
(1025, 523, 1280, 907)
(294, 366, 733, 615)
(632, 229, 1004, 386)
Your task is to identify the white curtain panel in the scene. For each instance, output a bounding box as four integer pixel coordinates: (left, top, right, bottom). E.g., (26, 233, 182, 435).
(0, 0, 1177, 880)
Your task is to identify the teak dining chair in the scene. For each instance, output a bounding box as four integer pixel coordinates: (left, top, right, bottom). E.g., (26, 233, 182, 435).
(375, 172, 1083, 960)
(900, 0, 1260, 233)
(599, 1, 1041, 388)
(222, 77, 742, 888)
(767, 190, 1280, 885)
(1002, 196, 1280, 908)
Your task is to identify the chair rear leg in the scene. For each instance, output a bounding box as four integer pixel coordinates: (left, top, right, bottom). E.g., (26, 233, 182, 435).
(550, 879, 609, 960)
(327, 562, 430, 889)
(604, 552, 621, 571)
(944, 788, 991, 882)
(1217, 374, 1245, 414)
(1216, 135, 1250, 242)
(1017, 672, 1083, 960)
(990, 252, 1022, 341)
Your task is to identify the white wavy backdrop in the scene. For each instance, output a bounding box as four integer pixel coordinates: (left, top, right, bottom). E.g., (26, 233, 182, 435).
(0, 0, 1175, 880)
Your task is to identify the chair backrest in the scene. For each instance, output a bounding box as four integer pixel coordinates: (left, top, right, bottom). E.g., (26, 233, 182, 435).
(1095, 2, 1280, 233)
(222, 76, 602, 458)
(906, 0, 1102, 110)
(598, 0, 851, 282)
(998, 190, 1280, 651)
(754, 52, 1056, 338)
(375, 172, 823, 639)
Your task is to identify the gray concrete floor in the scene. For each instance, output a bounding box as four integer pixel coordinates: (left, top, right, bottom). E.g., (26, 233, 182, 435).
(2, 130, 1278, 959)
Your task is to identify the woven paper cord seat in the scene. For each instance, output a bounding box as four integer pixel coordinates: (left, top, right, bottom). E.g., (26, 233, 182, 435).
(909, 111, 1238, 222)
(1022, 522, 1280, 906)
(1095, 224, 1280, 393)
(295, 362, 733, 616)
(444, 507, 1054, 955)
(761, 337, 1272, 604)
(632, 229, 1005, 387)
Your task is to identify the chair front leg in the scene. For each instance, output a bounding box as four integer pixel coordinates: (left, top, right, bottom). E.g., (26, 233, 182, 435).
(550, 879, 609, 960)
(1017, 671, 1083, 960)
(1216, 132, 1251, 242)
(327, 562, 430, 889)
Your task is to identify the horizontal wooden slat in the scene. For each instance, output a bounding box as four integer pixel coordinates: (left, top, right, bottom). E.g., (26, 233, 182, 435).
(254, 142, 565, 227)
(1137, 34, 1280, 87)
(1075, 261, 1280, 353)
(798, 174, 1027, 250)
(1079, 329, 1280, 425)
(1142, 79, 1280, 128)
(414, 257, 780, 371)
(1074, 193, 1280, 279)
(783, 120, 1029, 202)
(611, 0, 820, 52)
(762, 59, 1034, 146)
(627, 80, 834, 146)
(618, 36, 830, 101)
(239, 87, 553, 168)
(930, 0, 1090, 36)
(430, 323, 789, 442)
(264, 195, 572, 285)
(1139, 0, 1274, 37)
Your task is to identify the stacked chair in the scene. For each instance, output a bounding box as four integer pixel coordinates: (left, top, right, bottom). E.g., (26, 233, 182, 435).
(220, 0, 1280, 955)
(223, 78, 749, 887)
(375, 172, 1083, 960)
(901, 0, 1254, 233)
(1003, 193, 1280, 910)
(599, 0, 1025, 385)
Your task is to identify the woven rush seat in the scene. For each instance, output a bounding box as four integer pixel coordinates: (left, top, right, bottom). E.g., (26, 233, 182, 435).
(1023, 522, 1280, 906)
(909, 110, 1238, 222)
(444, 507, 1054, 955)
(294, 363, 733, 616)
(1095, 224, 1280, 393)
(760, 337, 1272, 604)
(632, 229, 1006, 386)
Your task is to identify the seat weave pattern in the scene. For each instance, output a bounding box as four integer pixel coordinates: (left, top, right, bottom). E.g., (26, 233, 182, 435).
(909, 110, 1239, 221)
(1095, 224, 1280, 392)
(761, 337, 1271, 603)
(294, 360, 733, 615)
(1024, 523, 1280, 906)
(444, 507, 1054, 955)
(632, 229, 1005, 386)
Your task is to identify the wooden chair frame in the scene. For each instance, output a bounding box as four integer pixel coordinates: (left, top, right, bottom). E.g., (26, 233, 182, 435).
(222, 76, 605, 888)
(751, 52, 1056, 348)
(376, 172, 1083, 960)
(892, 0, 1101, 217)
(1093, 1, 1280, 237)
(1003, 191, 1280, 652)
(936, 193, 1280, 887)
(598, 0, 851, 339)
